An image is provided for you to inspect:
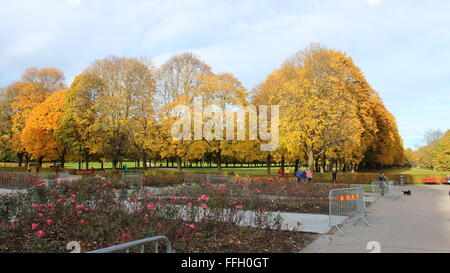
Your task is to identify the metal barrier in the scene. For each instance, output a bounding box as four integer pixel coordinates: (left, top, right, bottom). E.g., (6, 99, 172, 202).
(0, 173, 37, 189)
(88, 236, 174, 253)
(329, 187, 369, 236)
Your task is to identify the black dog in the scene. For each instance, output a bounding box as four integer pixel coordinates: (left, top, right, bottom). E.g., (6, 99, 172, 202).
(402, 190, 411, 196)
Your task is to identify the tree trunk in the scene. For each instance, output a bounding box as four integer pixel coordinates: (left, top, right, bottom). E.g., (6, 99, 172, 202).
(17, 153, 23, 168)
(281, 155, 285, 173)
(112, 159, 118, 170)
(267, 153, 271, 176)
(37, 157, 44, 168)
(59, 148, 66, 169)
(307, 148, 314, 173)
(177, 157, 182, 171)
(216, 152, 222, 171)
(143, 153, 147, 170)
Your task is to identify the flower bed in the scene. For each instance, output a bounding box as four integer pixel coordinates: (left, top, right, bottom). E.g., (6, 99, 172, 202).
(159, 178, 349, 214)
(0, 176, 319, 253)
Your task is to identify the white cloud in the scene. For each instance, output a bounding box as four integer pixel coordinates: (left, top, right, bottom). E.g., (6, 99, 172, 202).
(66, 0, 81, 6)
(363, 0, 382, 7)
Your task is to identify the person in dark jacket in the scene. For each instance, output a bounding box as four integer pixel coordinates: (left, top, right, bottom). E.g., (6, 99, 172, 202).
(379, 172, 387, 196)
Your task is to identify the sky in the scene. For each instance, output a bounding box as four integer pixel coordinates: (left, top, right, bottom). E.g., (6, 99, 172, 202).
(0, 0, 449, 149)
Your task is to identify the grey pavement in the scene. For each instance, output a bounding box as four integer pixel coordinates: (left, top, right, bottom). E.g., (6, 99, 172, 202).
(301, 185, 450, 253)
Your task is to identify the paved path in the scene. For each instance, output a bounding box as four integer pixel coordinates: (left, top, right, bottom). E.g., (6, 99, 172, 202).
(302, 185, 450, 253)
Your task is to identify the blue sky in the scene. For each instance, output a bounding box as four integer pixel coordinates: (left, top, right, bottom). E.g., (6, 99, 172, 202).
(0, 0, 449, 149)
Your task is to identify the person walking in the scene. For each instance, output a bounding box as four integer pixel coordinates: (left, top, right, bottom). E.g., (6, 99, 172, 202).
(301, 170, 307, 182)
(124, 165, 129, 173)
(295, 169, 302, 183)
(277, 167, 283, 178)
(306, 170, 313, 183)
(285, 168, 290, 179)
(332, 170, 337, 183)
(379, 172, 387, 196)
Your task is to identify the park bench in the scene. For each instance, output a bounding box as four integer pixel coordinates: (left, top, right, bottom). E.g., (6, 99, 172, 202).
(58, 172, 70, 182)
(423, 178, 438, 184)
(78, 170, 94, 175)
(122, 173, 143, 187)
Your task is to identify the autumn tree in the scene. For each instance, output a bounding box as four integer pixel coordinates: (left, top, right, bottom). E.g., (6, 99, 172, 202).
(21, 67, 66, 92)
(434, 130, 450, 171)
(253, 44, 405, 173)
(62, 74, 105, 169)
(21, 90, 70, 166)
(156, 53, 212, 170)
(84, 56, 156, 169)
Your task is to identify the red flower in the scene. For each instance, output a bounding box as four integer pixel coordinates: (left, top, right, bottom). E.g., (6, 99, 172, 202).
(197, 194, 209, 202)
(184, 223, 197, 230)
(35, 230, 46, 237)
(121, 233, 132, 239)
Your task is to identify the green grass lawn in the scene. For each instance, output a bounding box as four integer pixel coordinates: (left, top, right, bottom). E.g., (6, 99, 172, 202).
(364, 167, 449, 175)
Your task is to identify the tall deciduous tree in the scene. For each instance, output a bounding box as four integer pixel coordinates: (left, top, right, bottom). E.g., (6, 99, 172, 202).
(84, 56, 156, 169)
(21, 90, 70, 166)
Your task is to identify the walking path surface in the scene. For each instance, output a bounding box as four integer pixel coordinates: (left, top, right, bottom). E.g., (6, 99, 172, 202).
(302, 185, 450, 253)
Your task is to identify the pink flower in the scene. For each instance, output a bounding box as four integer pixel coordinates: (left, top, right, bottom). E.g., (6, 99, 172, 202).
(84, 208, 89, 212)
(184, 223, 197, 230)
(197, 194, 209, 202)
(200, 203, 208, 210)
(31, 223, 38, 230)
(146, 203, 156, 209)
(56, 199, 62, 203)
(80, 219, 85, 224)
(170, 196, 179, 201)
(135, 207, 142, 213)
(144, 214, 149, 219)
(187, 202, 193, 207)
(32, 204, 39, 209)
(121, 233, 131, 239)
(45, 219, 53, 225)
(71, 194, 77, 199)
(38, 213, 44, 218)
(102, 183, 107, 188)
(35, 230, 46, 237)
(235, 205, 243, 209)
